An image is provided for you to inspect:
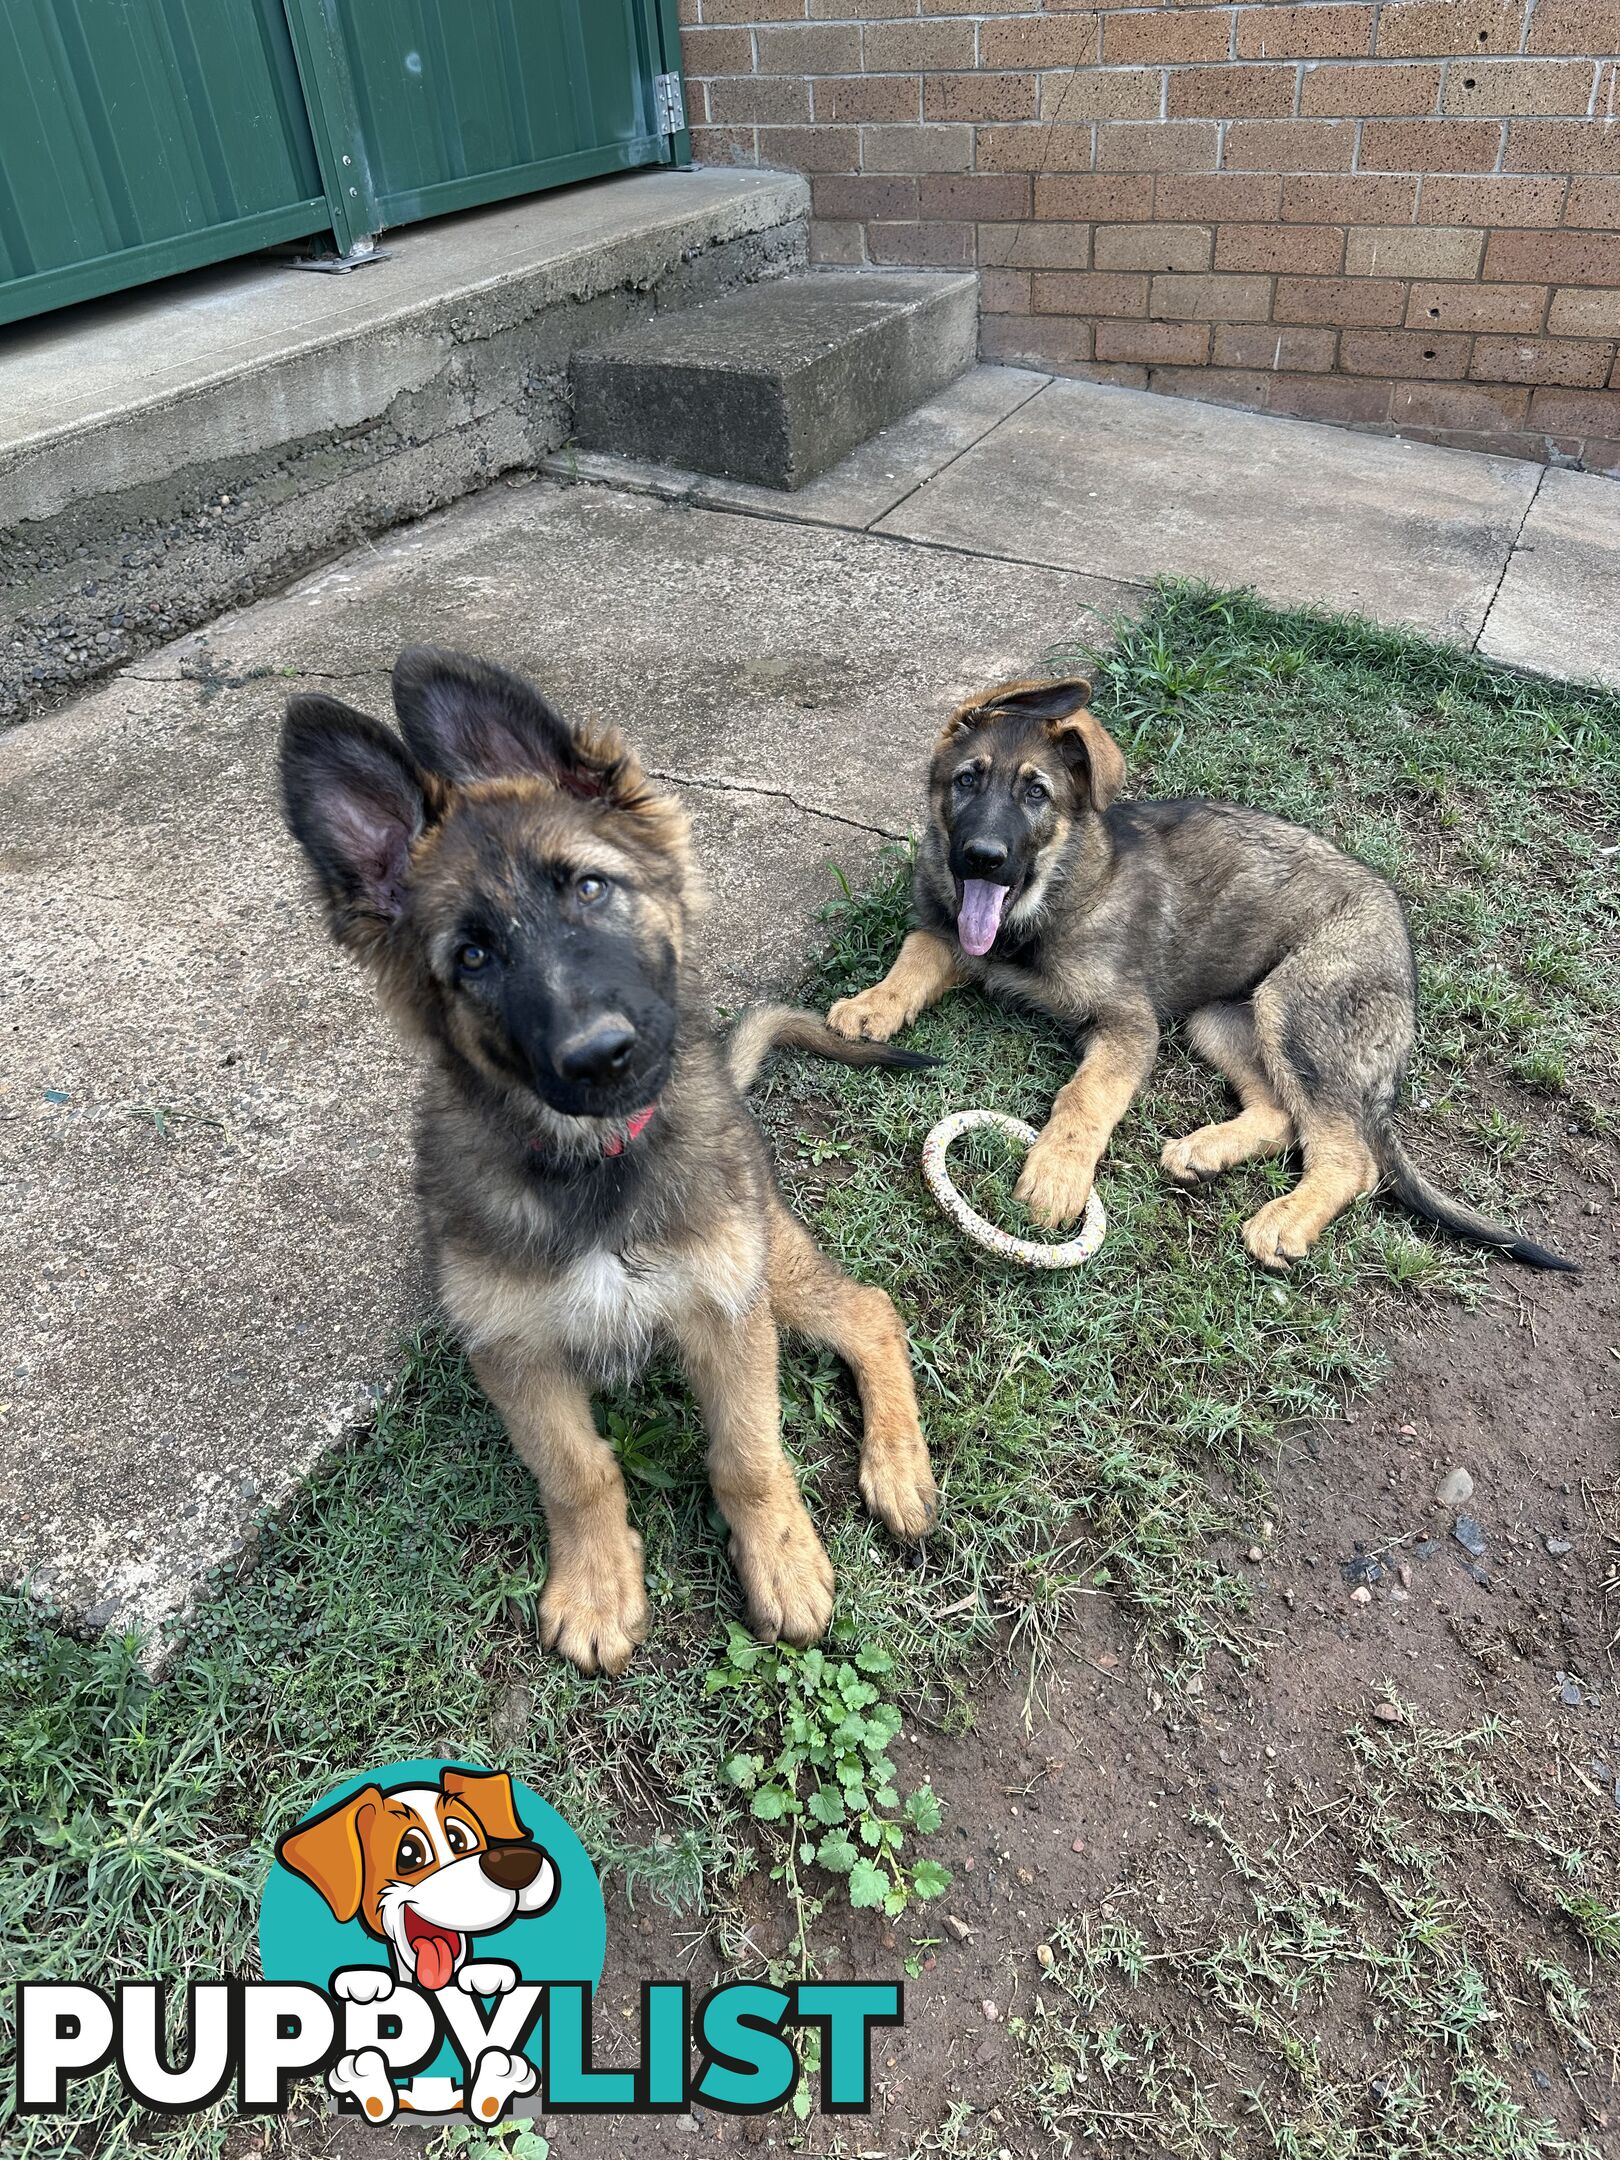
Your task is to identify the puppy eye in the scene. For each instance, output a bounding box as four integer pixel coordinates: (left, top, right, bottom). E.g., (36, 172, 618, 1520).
(397, 1832, 431, 1871)
(952, 770, 976, 793)
(445, 1821, 475, 1855)
(1025, 780, 1050, 805)
(456, 942, 491, 973)
(576, 874, 608, 903)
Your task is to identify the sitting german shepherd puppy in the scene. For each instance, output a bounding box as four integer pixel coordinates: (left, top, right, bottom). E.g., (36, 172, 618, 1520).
(829, 677, 1571, 1274)
(280, 649, 938, 1676)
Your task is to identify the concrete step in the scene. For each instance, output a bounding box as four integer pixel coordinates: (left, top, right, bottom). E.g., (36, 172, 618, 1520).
(0, 168, 809, 727)
(571, 268, 979, 490)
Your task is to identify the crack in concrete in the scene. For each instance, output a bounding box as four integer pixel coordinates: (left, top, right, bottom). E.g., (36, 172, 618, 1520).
(872, 372, 1053, 530)
(110, 672, 910, 842)
(119, 664, 391, 688)
(1472, 462, 1545, 655)
(645, 765, 909, 842)
(556, 464, 1146, 609)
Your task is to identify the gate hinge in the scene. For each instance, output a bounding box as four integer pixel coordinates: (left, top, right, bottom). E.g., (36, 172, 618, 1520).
(654, 72, 686, 137)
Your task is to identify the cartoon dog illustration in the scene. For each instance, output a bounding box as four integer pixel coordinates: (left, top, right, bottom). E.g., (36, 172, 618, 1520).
(277, 1766, 559, 2121)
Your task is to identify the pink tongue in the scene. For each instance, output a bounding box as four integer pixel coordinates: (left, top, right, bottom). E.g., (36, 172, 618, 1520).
(414, 1932, 455, 1991)
(957, 878, 1009, 957)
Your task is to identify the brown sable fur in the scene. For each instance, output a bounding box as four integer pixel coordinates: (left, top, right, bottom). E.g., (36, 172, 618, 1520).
(829, 677, 1574, 1274)
(279, 648, 938, 1677)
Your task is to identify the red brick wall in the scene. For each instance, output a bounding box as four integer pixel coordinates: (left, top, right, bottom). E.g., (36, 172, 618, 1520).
(677, 1, 1620, 472)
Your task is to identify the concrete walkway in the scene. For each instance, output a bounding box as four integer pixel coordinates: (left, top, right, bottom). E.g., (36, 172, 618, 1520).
(560, 368, 1620, 682)
(3, 368, 1616, 1642)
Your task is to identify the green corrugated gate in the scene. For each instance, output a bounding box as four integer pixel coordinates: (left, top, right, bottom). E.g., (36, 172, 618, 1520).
(0, 0, 688, 329)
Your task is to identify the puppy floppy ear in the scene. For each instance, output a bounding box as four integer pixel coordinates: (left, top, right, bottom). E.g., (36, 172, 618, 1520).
(280, 698, 428, 954)
(940, 675, 1096, 748)
(441, 1767, 529, 1844)
(1047, 707, 1125, 815)
(977, 677, 1095, 729)
(276, 1786, 382, 1924)
(392, 647, 612, 799)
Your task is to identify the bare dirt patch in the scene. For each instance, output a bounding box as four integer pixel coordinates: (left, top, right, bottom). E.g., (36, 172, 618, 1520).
(444, 1127, 1617, 2160)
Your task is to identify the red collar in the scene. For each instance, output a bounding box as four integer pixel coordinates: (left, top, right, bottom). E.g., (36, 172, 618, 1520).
(529, 1102, 658, 1162)
(601, 1103, 658, 1158)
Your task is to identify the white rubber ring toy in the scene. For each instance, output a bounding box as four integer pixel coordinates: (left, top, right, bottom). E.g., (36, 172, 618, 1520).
(922, 1109, 1106, 1269)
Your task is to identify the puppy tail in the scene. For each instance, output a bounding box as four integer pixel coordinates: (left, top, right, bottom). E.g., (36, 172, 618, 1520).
(1371, 1121, 1577, 1273)
(726, 1005, 939, 1092)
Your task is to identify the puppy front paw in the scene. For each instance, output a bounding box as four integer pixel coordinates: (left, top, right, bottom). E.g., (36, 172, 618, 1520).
(458, 1961, 520, 1998)
(827, 985, 907, 1043)
(540, 1528, 650, 1677)
(730, 1493, 835, 1647)
(1014, 1136, 1097, 1229)
(860, 1428, 938, 1544)
(332, 1966, 394, 2005)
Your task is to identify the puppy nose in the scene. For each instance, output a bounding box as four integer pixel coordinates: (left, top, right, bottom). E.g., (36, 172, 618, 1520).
(480, 1842, 544, 1890)
(962, 838, 1009, 875)
(554, 1018, 637, 1085)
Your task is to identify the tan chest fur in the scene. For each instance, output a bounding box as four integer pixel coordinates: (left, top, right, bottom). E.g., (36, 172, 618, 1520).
(437, 1209, 767, 1382)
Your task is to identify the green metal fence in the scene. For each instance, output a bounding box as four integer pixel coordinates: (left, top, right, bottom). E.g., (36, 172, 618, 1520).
(0, 0, 687, 329)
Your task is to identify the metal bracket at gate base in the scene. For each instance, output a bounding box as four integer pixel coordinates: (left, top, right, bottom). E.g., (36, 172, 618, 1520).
(285, 243, 390, 275)
(654, 71, 685, 136)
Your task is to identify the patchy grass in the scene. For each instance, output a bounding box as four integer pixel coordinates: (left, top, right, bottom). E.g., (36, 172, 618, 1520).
(2, 587, 1616, 2159)
(1007, 1702, 1620, 2159)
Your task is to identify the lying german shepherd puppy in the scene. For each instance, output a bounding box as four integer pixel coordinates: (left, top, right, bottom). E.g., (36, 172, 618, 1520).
(280, 649, 938, 1676)
(829, 677, 1572, 1274)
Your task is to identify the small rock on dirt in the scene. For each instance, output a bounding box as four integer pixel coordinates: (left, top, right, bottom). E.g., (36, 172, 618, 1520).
(981, 2001, 1000, 2023)
(1036, 1943, 1055, 1970)
(1371, 1702, 1402, 1723)
(1546, 1537, 1572, 1556)
(946, 1914, 973, 1941)
(1453, 1515, 1487, 1559)
(1351, 1585, 1373, 1605)
(1437, 1467, 1474, 1508)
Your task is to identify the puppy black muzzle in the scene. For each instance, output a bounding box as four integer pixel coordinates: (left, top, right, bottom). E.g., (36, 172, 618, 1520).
(948, 805, 1036, 957)
(505, 950, 677, 1120)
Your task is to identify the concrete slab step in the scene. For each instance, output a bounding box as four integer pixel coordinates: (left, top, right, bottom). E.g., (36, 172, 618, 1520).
(546, 364, 1048, 533)
(0, 168, 809, 727)
(570, 268, 979, 490)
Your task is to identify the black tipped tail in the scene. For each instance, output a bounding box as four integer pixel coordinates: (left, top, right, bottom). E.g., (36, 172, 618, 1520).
(1374, 1125, 1578, 1273)
(727, 1004, 940, 1091)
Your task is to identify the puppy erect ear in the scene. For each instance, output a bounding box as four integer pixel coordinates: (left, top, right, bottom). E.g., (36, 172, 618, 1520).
(277, 1786, 382, 1925)
(441, 1767, 529, 1844)
(392, 647, 610, 797)
(280, 697, 428, 952)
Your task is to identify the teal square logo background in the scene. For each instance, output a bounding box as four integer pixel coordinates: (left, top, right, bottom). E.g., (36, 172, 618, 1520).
(258, 1758, 607, 2089)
